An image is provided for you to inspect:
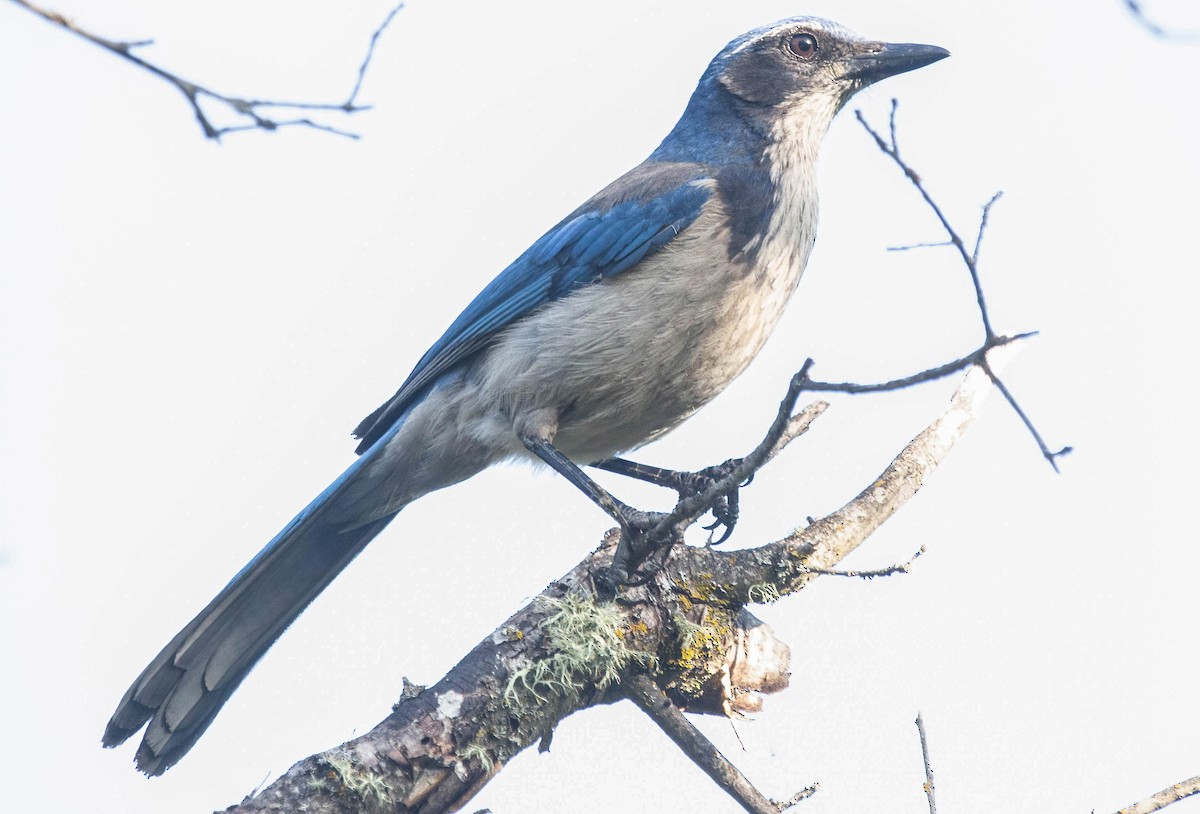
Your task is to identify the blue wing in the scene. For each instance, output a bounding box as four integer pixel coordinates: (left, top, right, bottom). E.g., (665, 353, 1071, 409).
(353, 162, 714, 452)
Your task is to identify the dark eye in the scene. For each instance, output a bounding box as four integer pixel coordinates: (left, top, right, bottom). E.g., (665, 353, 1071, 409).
(787, 33, 818, 60)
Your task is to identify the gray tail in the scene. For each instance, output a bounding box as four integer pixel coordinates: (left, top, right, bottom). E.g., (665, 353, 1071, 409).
(102, 449, 399, 775)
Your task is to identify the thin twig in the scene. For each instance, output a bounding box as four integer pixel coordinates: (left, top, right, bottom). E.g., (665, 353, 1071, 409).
(979, 358, 1072, 471)
(856, 100, 997, 341)
(805, 546, 925, 579)
(8, 0, 404, 140)
(346, 3, 404, 107)
(1114, 776, 1200, 814)
(888, 240, 954, 252)
(803, 340, 1016, 396)
(773, 784, 820, 811)
(645, 329, 1031, 542)
(854, 100, 1069, 470)
(626, 674, 789, 814)
(645, 330, 1036, 547)
(972, 192, 1003, 266)
(916, 713, 937, 814)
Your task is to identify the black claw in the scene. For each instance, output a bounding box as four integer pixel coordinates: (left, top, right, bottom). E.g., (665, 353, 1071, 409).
(710, 522, 736, 546)
(699, 483, 741, 545)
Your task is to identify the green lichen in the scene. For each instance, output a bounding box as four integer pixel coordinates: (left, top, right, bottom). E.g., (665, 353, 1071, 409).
(457, 741, 495, 773)
(746, 582, 781, 604)
(322, 755, 391, 808)
(504, 594, 651, 706)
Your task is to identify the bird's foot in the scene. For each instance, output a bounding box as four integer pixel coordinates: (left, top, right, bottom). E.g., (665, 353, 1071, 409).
(594, 457, 751, 545)
(648, 458, 749, 545)
(681, 458, 749, 546)
(593, 505, 675, 597)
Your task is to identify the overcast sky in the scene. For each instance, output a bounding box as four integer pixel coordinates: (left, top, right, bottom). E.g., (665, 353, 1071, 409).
(2, 0, 1198, 812)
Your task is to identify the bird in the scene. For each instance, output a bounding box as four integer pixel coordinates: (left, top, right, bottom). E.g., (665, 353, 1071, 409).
(103, 16, 948, 775)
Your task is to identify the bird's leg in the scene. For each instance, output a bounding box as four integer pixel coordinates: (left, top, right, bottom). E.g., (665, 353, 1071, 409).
(592, 456, 750, 545)
(520, 436, 667, 588)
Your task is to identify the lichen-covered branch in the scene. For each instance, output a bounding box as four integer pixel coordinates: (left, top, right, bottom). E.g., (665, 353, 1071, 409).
(220, 348, 1004, 814)
(217, 531, 794, 814)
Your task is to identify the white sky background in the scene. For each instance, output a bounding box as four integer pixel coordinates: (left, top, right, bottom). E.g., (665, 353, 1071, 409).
(1, 0, 1198, 811)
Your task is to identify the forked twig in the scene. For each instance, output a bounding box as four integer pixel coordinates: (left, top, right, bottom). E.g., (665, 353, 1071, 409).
(855, 100, 1070, 471)
(8, 0, 404, 140)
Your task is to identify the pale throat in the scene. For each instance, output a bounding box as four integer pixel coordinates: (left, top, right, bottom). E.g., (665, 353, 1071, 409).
(755, 97, 834, 290)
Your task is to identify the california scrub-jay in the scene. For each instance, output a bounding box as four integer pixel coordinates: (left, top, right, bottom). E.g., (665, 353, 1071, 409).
(104, 17, 947, 774)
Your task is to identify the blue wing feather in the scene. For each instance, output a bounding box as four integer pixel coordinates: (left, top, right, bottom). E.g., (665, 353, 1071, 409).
(352, 164, 713, 452)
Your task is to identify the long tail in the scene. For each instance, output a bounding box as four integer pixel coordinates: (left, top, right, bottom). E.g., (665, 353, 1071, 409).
(102, 439, 403, 775)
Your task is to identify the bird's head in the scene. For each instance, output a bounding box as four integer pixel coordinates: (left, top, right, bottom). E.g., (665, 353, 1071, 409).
(712, 17, 948, 111)
(655, 18, 947, 162)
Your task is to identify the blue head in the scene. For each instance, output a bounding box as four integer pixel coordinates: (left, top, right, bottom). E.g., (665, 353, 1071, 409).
(652, 17, 948, 164)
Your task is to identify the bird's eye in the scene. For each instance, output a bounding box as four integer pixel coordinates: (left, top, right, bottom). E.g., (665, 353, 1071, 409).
(787, 33, 818, 60)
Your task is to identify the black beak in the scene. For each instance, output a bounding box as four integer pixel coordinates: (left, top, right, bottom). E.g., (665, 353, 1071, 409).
(843, 42, 950, 85)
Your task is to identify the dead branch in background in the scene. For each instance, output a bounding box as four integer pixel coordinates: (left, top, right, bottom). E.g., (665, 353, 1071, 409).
(916, 714, 938, 814)
(1115, 776, 1200, 814)
(1122, 0, 1199, 41)
(7, 0, 403, 139)
(911, 716, 1199, 814)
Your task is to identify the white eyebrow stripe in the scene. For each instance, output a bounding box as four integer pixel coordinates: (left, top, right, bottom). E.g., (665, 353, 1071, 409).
(728, 34, 765, 55)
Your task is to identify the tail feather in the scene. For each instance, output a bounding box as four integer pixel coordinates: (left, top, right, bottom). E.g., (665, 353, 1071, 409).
(102, 445, 401, 776)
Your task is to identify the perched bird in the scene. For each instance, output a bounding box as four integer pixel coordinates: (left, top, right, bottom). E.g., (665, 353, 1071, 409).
(104, 17, 947, 775)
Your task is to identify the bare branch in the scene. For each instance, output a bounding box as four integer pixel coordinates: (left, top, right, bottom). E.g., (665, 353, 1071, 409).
(856, 100, 997, 340)
(854, 100, 1069, 470)
(1115, 776, 1200, 814)
(774, 784, 820, 810)
(804, 545, 925, 580)
(346, 3, 404, 107)
(972, 191, 1003, 266)
(802, 338, 1023, 395)
(626, 674, 788, 814)
(669, 342, 1018, 612)
(979, 357, 1072, 471)
(887, 240, 954, 252)
(915, 713, 938, 814)
(7, 0, 404, 140)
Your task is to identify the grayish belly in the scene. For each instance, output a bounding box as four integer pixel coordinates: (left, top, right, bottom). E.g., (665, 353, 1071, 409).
(470, 205, 812, 462)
